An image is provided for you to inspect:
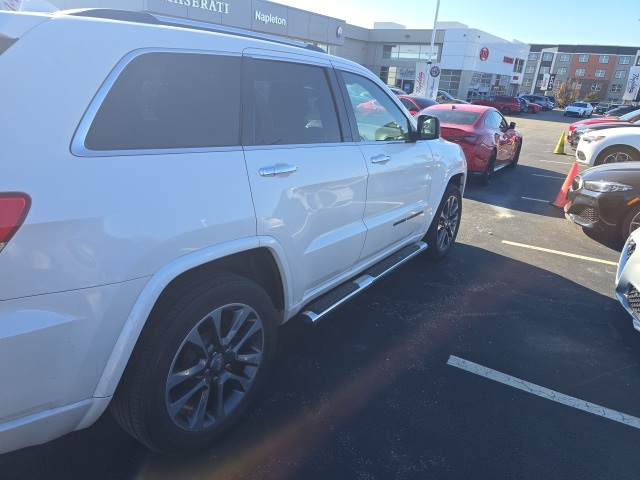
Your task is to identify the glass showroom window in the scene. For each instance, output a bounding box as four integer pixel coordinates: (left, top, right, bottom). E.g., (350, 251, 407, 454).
(382, 44, 438, 61)
(619, 56, 630, 65)
(611, 84, 622, 92)
(614, 70, 627, 79)
(591, 83, 602, 91)
(528, 53, 538, 61)
(559, 53, 571, 62)
(542, 52, 554, 61)
(557, 67, 567, 75)
(578, 54, 589, 63)
(594, 69, 606, 78)
(575, 68, 586, 77)
(598, 55, 610, 63)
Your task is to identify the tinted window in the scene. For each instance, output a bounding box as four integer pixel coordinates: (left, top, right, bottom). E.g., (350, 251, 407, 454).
(252, 59, 341, 146)
(484, 111, 504, 129)
(85, 52, 241, 151)
(341, 71, 411, 142)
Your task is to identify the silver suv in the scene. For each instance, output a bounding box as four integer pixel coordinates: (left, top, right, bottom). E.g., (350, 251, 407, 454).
(0, 8, 466, 455)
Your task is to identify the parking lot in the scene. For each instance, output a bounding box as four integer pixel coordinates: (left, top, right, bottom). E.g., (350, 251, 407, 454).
(2, 110, 640, 480)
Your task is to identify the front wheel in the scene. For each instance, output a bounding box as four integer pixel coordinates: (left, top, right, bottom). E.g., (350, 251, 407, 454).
(594, 145, 640, 166)
(501, 106, 512, 115)
(424, 184, 462, 260)
(110, 272, 277, 455)
(621, 204, 640, 242)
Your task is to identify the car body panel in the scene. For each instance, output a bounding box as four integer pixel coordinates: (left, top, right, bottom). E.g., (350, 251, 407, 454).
(575, 127, 640, 166)
(471, 95, 521, 114)
(616, 229, 640, 331)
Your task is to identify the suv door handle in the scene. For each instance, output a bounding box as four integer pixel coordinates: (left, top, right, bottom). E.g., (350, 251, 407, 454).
(259, 165, 299, 177)
(371, 155, 391, 164)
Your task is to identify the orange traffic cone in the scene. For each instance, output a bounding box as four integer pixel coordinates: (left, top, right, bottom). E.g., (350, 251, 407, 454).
(551, 161, 579, 208)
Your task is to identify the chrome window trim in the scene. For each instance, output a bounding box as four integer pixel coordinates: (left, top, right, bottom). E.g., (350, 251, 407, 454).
(71, 48, 242, 157)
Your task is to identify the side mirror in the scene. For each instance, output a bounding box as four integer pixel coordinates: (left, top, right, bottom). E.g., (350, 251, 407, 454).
(509, 121, 516, 130)
(416, 114, 440, 140)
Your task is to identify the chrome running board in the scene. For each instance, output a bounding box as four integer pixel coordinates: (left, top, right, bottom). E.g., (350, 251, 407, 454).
(298, 241, 427, 323)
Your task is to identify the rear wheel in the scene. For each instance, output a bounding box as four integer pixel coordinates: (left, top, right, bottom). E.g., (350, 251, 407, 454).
(480, 151, 496, 186)
(425, 184, 462, 260)
(501, 106, 512, 115)
(508, 142, 522, 168)
(110, 272, 277, 455)
(527, 106, 535, 113)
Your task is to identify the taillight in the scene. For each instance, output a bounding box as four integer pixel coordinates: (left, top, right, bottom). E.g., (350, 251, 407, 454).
(0, 193, 31, 253)
(448, 134, 481, 145)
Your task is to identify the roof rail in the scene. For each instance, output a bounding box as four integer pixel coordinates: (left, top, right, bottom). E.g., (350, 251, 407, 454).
(63, 9, 326, 53)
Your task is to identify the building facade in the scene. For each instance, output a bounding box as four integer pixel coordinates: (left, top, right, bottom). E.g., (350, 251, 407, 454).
(8, 0, 537, 101)
(523, 45, 640, 103)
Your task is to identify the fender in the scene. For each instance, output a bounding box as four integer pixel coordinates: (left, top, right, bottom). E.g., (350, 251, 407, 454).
(91, 235, 293, 400)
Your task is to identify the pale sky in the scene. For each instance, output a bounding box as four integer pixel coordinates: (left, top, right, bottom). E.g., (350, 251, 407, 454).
(273, 0, 640, 47)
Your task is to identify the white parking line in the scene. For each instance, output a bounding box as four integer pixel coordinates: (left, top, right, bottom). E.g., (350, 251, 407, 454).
(532, 174, 565, 180)
(521, 196, 551, 203)
(539, 159, 574, 165)
(502, 240, 618, 266)
(447, 355, 640, 430)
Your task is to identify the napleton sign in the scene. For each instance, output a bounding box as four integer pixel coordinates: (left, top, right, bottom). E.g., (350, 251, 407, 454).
(163, 0, 229, 14)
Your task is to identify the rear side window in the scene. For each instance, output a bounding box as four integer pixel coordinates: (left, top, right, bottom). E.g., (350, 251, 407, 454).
(84, 52, 241, 151)
(252, 59, 341, 146)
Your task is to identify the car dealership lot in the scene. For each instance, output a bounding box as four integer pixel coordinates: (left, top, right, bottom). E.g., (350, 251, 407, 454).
(3, 111, 640, 479)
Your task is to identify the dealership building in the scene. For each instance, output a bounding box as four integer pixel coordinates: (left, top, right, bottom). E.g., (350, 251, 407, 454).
(9, 0, 533, 100)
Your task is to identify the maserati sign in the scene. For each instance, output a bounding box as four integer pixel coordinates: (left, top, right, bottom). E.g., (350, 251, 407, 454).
(162, 0, 230, 14)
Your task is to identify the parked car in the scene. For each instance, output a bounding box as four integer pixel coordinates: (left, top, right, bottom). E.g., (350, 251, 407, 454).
(388, 85, 407, 95)
(604, 105, 640, 117)
(615, 228, 640, 332)
(396, 94, 439, 116)
(594, 102, 621, 114)
(567, 110, 640, 144)
(420, 104, 522, 185)
(519, 94, 552, 110)
(564, 101, 594, 117)
(0, 8, 467, 456)
(566, 163, 640, 242)
(518, 97, 541, 113)
(545, 95, 557, 109)
(436, 90, 469, 104)
(575, 127, 640, 166)
(471, 95, 521, 115)
(570, 120, 640, 148)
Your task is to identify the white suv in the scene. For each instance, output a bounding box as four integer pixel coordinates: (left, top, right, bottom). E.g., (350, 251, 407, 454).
(0, 8, 466, 455)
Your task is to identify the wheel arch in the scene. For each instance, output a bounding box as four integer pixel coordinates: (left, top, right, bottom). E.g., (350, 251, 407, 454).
(92, 239, 288, 401)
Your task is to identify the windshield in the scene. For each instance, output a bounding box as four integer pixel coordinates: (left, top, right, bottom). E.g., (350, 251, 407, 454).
(572, 102, 587, 107)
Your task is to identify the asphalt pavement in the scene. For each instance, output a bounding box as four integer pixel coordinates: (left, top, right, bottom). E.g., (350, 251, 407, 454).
(2, 110, 639, 480)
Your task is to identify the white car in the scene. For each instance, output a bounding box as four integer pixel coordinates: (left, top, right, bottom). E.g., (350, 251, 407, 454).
(616, 229, 640, 332)
(575, 126, 640, 166)
(0, 9, 466, 455)
(564, 101, 594, 117)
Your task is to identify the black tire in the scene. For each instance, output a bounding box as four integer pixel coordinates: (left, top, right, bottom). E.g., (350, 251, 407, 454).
(110, 272, 277, 455)
(594, 145, 640, 166)
(501, 106, 512, 115)
(480, 151, 496, 186)
(621, 204, 640, 242)
(508, 141, 522, 168)
(527, 106, 534, 113)
(424, 183, 462, 260)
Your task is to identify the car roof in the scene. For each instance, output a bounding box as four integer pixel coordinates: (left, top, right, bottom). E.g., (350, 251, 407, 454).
(424, 104, 493, 114)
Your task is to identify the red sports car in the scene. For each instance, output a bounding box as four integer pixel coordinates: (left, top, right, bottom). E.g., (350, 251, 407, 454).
(566, 110, 640, 144)
(420, 104, 522, 185)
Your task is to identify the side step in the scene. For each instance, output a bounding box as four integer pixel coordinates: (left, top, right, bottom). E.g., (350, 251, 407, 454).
(298, 241, 427, 323)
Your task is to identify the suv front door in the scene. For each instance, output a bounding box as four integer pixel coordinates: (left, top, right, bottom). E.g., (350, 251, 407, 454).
(337, 68, 434, 262)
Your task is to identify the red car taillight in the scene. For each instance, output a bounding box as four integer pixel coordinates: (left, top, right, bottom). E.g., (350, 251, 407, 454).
(448, 134, 481, 145)
(0, 193, 31, 252)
